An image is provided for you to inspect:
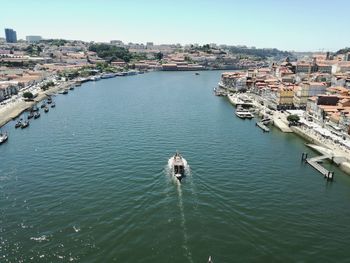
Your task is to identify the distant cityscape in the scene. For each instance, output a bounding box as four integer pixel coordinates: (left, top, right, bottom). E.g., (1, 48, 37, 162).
(1, 27, 350, 140)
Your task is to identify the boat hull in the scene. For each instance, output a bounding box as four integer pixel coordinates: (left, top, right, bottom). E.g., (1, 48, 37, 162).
(169, 153, 186, 181)
(235, 107, 254, 119)
(21, 122, 29, 129)
(0, 135, 8, 144)
(235, 112, 253, 119)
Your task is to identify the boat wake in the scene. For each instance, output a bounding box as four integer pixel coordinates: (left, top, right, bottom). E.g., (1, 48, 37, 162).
(164, 154, 195, 262)
(164, 157, 193, 262)
(176, 183, 194, 263)
(30, 235, 49, 242)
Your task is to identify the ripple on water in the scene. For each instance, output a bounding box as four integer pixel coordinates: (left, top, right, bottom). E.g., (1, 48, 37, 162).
(1, 71, 350, 262)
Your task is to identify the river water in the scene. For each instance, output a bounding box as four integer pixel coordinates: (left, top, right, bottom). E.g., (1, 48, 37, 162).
(1, 71, 350, 262)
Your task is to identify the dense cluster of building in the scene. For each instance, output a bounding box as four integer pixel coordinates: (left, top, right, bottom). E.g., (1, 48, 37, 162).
(220, 55, 350, 135)
(0, 27, 270, 103)
(111, 40, 267, 71)
(0, 68, 48, 101)
(0, 29, 90, 101)
(3, 27, 349, 135)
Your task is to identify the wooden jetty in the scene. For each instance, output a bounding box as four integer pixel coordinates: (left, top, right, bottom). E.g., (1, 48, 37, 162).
(301, 152, 334, 181)
(256, 121, 270, 132)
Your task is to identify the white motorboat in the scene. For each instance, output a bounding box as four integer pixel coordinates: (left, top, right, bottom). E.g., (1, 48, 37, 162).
(261, 116, 272, 125)
(21, 120, 30, 128)
(235, 106, 254, 119)
(91, 75, 101, 81)
(169, 152, 186, 181)
(101, 73, 116, 79)
(0, 131, 8, 144)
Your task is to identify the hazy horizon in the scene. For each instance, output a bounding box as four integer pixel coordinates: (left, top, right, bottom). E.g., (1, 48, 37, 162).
(1, 0, 350, 52)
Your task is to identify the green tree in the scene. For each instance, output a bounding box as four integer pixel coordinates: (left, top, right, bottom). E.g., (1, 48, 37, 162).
(25, 45, 42, 56)
(41, 81, 54, 91)
(131, 52, 147, 61)
(89, 43, 131, 62)
(155, 52, 163, 60)
(184, 56, 193, 63)
(335, 47, 350, 55)
(195, 44, 211, 53)
(23, 92, 34, 99)
(228, 46, 293, 60)
(95, 62, 109, 71)
(25, 45, 33, 54)
(45, 39, 67, 46)
(287, 114, 300, 123)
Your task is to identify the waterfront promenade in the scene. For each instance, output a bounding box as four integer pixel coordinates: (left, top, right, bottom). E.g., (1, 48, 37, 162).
(0, 81, 74, 127)
(224, 92, 350, 175)
(293, 125, 350, 174)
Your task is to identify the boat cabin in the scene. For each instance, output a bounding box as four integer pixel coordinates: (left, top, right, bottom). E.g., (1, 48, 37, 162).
(174, 164, 184, 175)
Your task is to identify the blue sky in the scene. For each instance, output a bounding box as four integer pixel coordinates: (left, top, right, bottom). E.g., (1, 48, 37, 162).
(1, 0, 349, 51)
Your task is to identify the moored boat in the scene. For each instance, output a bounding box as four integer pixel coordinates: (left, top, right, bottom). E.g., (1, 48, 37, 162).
(15, 120, 22, 128)
(0, 131, 8, 144)
(235, 106, 254, 119)
(214, 87, 227, 96)
(126, 70, 138, 76)
(261, 116, 271, 125)
(69, 85, 74, 90)
(256, 121, 270, 132)
(62, 89, 68, 94)
(31, 106, 39, 112)
(79, 77, 90, 83)
(34, 112, 40, 119)
(51, 102, 56, 108)
(90, 75, 101, 81)
(116, 72, 127, 76)
(44, 106, 49, 113)
(40, 103, 46, 108)
(218, 81, 225, 89)
(27, 112, 34, 119)
(101, 73, 116, 79)
(21, 120, 30, 129)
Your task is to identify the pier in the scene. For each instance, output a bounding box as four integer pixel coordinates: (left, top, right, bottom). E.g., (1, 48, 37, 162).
(256, 121, 269, 132)
(301, 152, 334, 181)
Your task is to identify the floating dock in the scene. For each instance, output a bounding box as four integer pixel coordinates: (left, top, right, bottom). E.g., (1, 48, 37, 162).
(301, 152, 334, 181)
(256, 121, 270, 132)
